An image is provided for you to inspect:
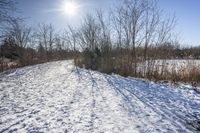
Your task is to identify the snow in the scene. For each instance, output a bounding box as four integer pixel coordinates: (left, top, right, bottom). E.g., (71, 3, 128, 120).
(0, 60, 200, 132)
(146, 59, 200, 72)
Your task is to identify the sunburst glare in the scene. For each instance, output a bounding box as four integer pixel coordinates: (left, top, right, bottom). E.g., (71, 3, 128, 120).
(62, 1, 78, 16)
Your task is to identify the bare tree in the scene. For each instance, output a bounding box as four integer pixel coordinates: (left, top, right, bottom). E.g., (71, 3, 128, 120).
(0, 0, 18, 71)
(0, 0, 17, 39)
(111, 0, 176, 76)
(7, 19, 31, 64)
(143, 0, 159, 61)
(8, 20, 31, 48)
(37, 23, 55, 61)
(80, 15, 100, 51)
(54, 35, 64, 59)
(78, 14, 101, 69)
(113, 0, 147, 75)
(0, 0, 15, 23)
(96, 10, 112, 72)
(64, 25, 80, 63)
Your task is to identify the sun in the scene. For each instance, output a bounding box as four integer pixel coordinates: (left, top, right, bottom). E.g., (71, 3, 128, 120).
(63, 1, 77, 16)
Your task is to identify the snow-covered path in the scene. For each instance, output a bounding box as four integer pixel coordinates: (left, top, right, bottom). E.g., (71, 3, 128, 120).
(0, 60, 200, 133)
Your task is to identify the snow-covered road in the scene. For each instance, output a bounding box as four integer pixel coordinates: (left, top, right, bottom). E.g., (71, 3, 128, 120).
(0, 60, 200, 133)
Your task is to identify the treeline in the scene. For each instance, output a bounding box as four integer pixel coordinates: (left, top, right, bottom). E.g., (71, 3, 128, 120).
(0, 21, 79, 71)
(0, 0, 79, 71)
(0, 0, 200, 83)
(72, 0, 200, 83)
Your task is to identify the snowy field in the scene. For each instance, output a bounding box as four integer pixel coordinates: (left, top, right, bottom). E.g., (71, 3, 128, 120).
(155, 59, 200, 69)
(0, 60, 200, 132)
(142, 59, 200, 72)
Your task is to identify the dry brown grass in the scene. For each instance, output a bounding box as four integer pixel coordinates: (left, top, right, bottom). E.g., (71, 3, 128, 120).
(75, 57, 200, 84)
(144, 61, 200, 84)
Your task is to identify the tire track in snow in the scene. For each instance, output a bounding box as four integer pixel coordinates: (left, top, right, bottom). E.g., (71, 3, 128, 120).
(79, 69, 136, 132)
(104, 74, 197, 132)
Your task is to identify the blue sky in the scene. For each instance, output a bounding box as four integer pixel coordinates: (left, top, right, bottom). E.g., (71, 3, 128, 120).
(16, 0, 200, 46)
(159, 0, 200, 46)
